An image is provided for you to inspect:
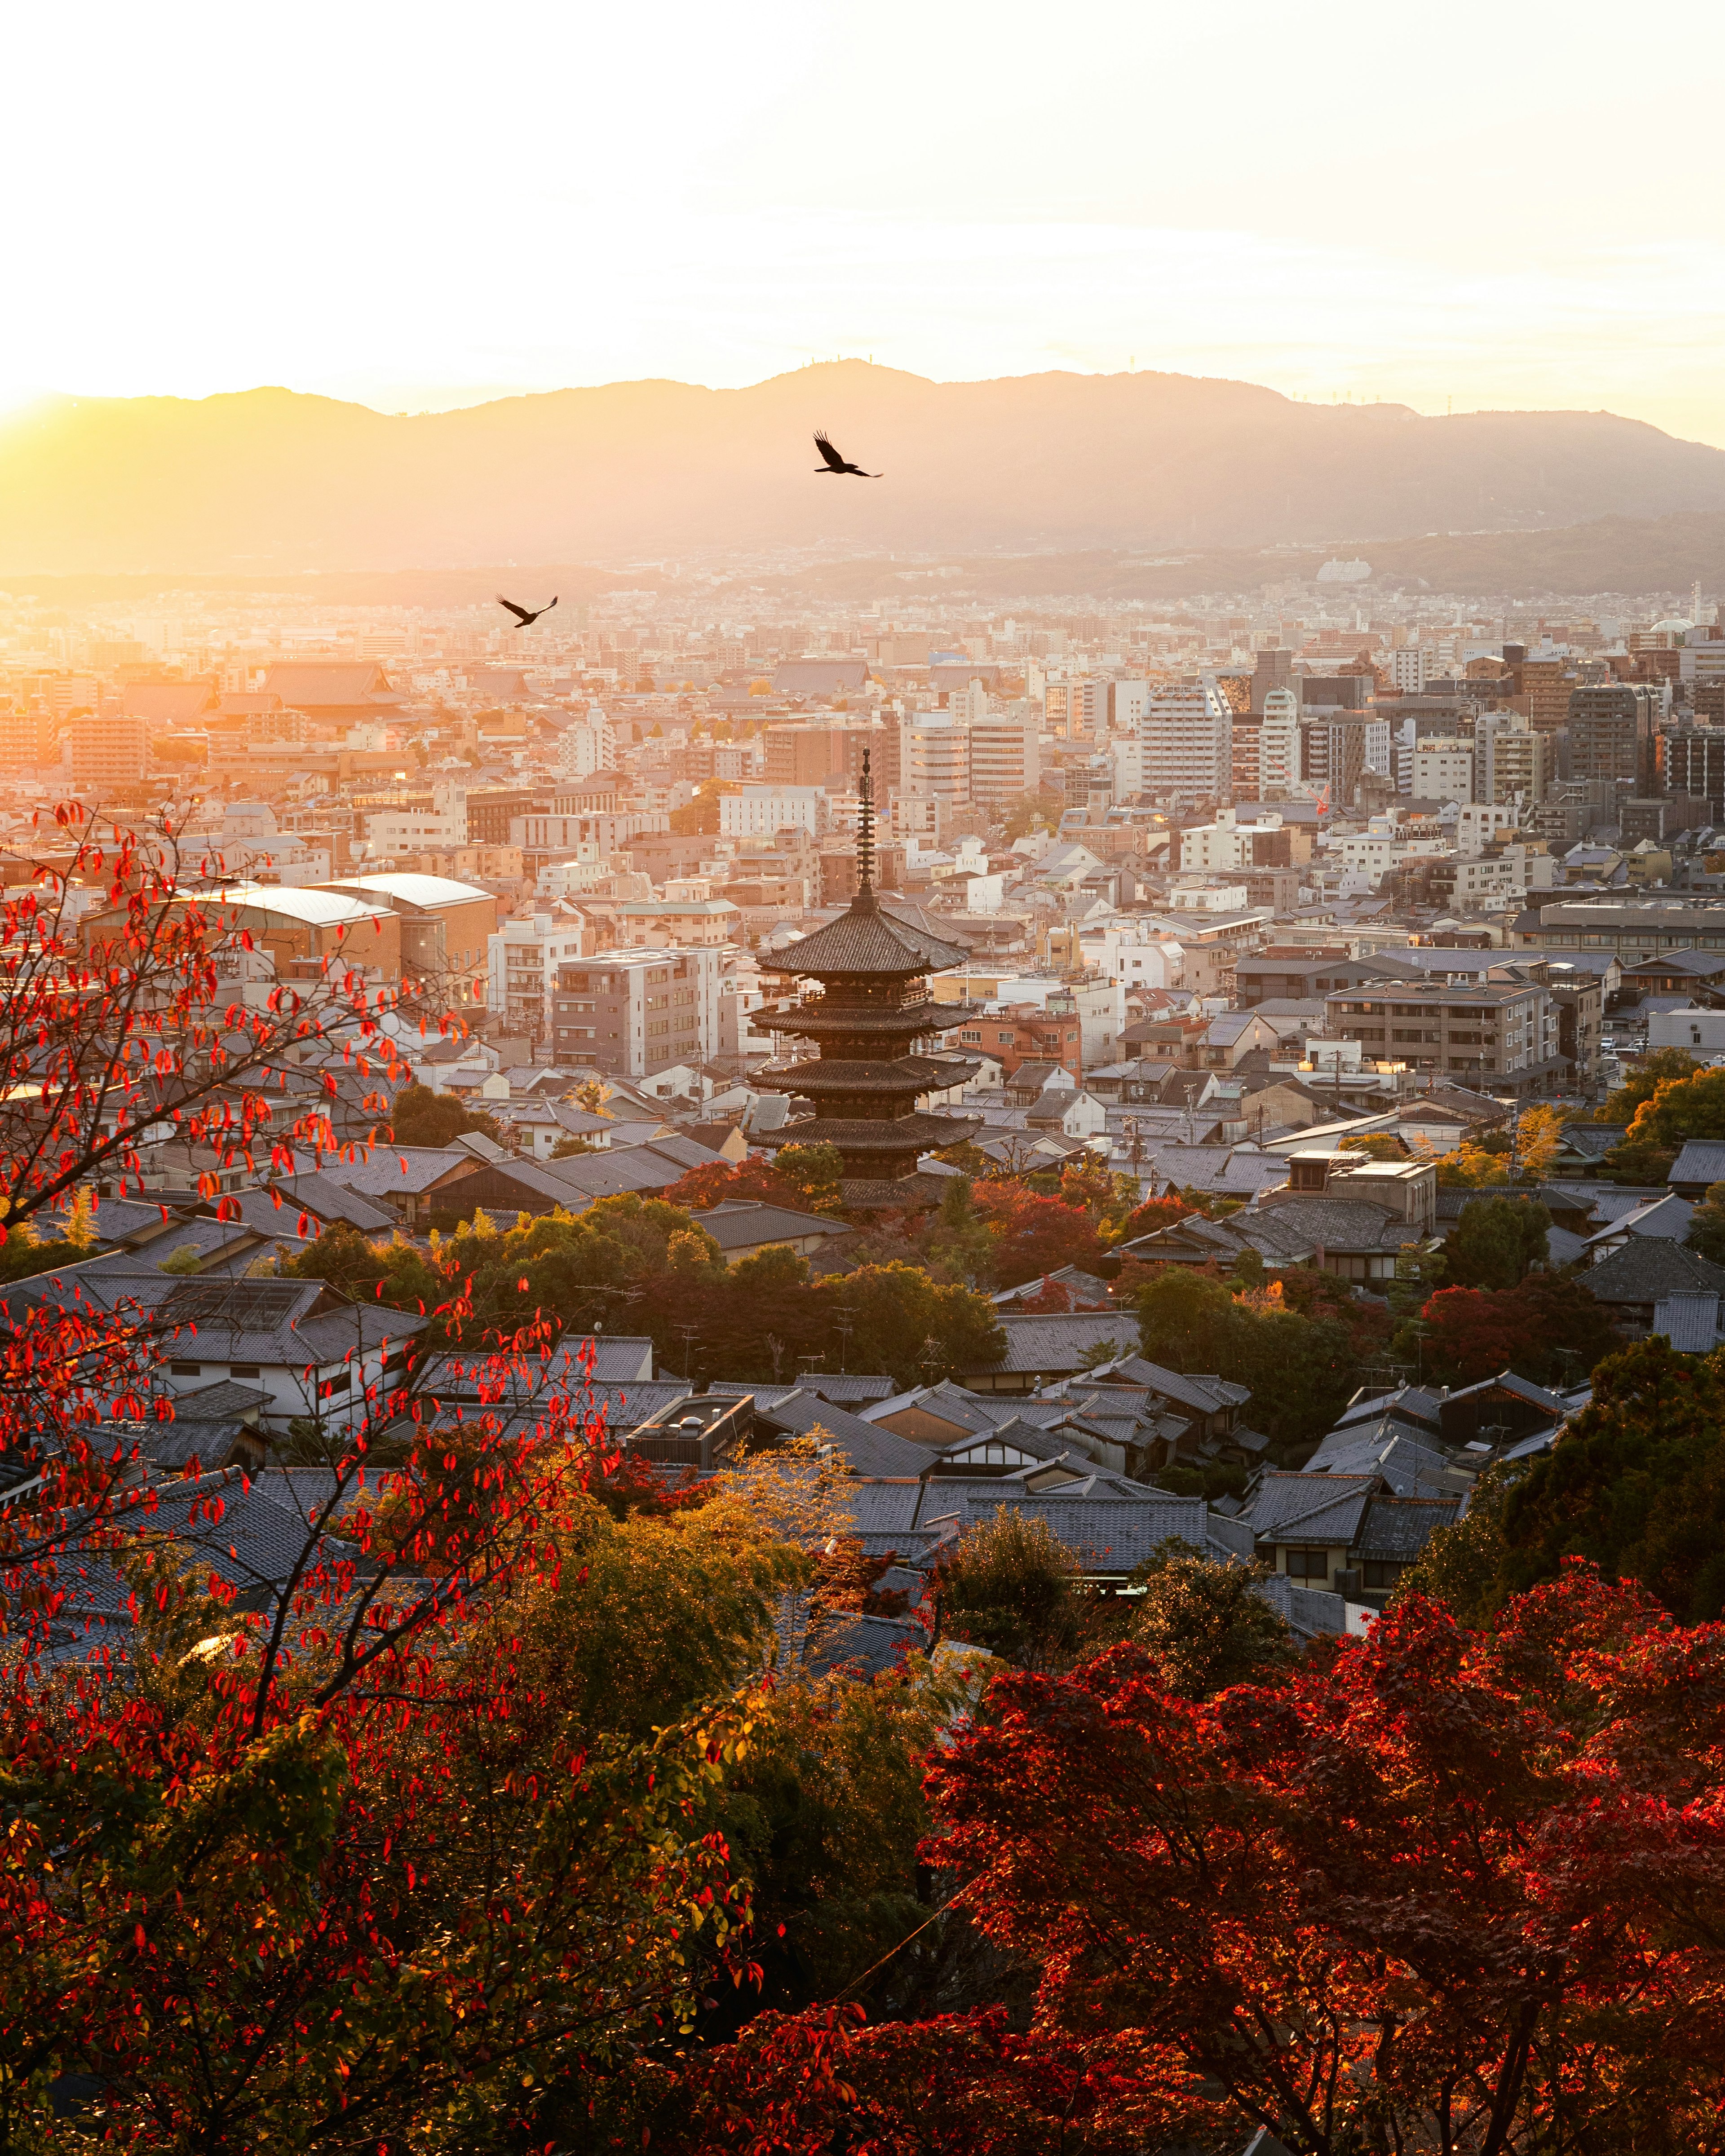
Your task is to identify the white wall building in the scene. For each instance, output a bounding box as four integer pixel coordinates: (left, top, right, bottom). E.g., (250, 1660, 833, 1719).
(968, 710, 1040, 806)
(904, 712, 972, 801)
(487, 910, 590, 1033)
(1139, 679, 1234, 799)
(718, 786, 831, 838)
(1258, 687, 1303, 797)
(1412, 738, 1475, 805)
(556, 714, 616, 779)
(364, 782, 468, 858)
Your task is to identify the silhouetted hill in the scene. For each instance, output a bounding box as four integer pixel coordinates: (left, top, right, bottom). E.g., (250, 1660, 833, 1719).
(4, 364, 1725, 573)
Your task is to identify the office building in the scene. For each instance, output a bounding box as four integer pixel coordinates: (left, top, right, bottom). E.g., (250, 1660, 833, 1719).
(552, 945, 724, 1079)
(0, 709, 58, 771)
(1389, 648, 1432, 694)
(1325, 976, 1557, 1095)
(556, 715, 616, 780)
(1250, 648, 1294, 713)
(489, 912, 591, 1034)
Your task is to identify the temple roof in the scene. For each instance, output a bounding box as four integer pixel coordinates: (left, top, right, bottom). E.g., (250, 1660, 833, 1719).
(769, 889, 970, 979)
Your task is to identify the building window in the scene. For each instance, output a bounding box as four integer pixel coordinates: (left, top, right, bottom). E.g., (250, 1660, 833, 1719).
(1363, 1560, 1402, 1590)
(230, 1364, 261, 1379)
(171, 1361, 202, 1377)
(1285, 1547, 1328, 1580)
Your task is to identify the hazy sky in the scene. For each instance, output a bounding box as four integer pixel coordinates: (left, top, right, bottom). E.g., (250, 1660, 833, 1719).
(12, 0, 1725, 442)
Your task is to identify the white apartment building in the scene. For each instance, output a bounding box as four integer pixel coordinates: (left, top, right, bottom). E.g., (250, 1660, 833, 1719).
(1455, 803, 1519, 855)
(904, 712, 971, 801)
(1065, 678, 1106, 739)
(969, 710, 1040, 807)
(1075, 926, 1185, 998)
(1180, 807, 1290, 874)
(1258, 687, 1302, 797)
(487, 910, 590, 1034)
(1389, 648, 1433, 694)
(1139, 679, 1234, 799)
(363, 782, 468, 859)
(718, 786, 831, 838)
(1109, 679, 1151, 729)
(1412, 739, 1475, 805)
(556, 714, 617, 779)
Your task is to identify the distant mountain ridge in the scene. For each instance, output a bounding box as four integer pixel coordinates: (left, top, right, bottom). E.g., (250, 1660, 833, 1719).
(4, 362, 1725, 573)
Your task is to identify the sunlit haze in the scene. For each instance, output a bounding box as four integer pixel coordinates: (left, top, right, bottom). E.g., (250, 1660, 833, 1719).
(10, 0, 1725, 442)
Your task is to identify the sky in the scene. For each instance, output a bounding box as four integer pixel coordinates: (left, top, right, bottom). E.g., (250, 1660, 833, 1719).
(10, 0, 1725, 442)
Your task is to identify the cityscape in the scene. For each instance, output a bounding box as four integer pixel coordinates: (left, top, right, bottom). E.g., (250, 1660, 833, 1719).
(6, 1, 1725, 2149)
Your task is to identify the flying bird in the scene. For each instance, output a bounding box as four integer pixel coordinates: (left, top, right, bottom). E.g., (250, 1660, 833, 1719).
(813, 431, 880, 477)
(496, 593, 558, 626)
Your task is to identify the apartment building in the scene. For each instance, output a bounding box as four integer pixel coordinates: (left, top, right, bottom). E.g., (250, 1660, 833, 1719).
(70, 712, 147, 791)
(1325, 976, 1557, 1094)
(1411, 738, 1475, 805)
(363, 782, 468, 859)
(487, 911, 590, 1034)
(552, 945, 723, 1078)
(1258, 687, 1302, 796)
(1476, 712, 1552, 805)
(968, 710, 1039, 807)
(1138, 680, 1234, 798)
(718, 786, 832, 837)
(556, 715, 616, 779)
(903, 712, 971, 801)
(1658, 724, 1725, 817)
(0, 709, 58, 770)
(1180, 808, 1305, 874)
(1568, 684, 1661, 791)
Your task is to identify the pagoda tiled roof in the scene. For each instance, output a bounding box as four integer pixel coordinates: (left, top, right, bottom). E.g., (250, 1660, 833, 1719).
(771, 891, 970, 978)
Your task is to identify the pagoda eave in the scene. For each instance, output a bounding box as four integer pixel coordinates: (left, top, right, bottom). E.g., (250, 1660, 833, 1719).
(757, 1112, 981, 1154)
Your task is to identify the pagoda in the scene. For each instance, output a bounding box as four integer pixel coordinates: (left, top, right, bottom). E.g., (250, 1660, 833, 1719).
(756, 752, 982, 1197)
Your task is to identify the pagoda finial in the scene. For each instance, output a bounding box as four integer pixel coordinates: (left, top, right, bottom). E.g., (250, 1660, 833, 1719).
(856, 743, 876, 902)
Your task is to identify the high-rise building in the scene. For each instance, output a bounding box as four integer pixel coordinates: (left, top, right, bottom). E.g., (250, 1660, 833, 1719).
(1519, 656, 1581, 733)
(1257, 688, 1301, 797)
(1389, 648, 1432, 694)
(1302, 716, 1387, 808)
(904, 712, 970, 801)
(1569, 684, 1661, 791)
(1658, 725, 1725, 819)
(1477, 712, 1552, 805)
(1139, 680, 1234, 799)
(1065, 678, 1106, 740)
(1250, 647, 1294, 714)
(0, 709, 58, 771)
(968, 711, 1040, 808)
(556, 714, 616, 780)
(69, 712, 147, 791)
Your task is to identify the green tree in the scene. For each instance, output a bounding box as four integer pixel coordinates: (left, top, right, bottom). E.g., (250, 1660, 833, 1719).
(1688, 1180, 1725, 1264)
(1393, 1462, 1519, 1626)
(809, 1263, 1003, 1389)
(933, 1507, 1095, 1670)
(549, 1134, 601, 1157)
(1597, 1046, 1700, 1126)
(1499, 1335, 1725, 1621)
(922, 1174, 999, 1287)
(1127, 1541, 1296, 1698)
(1443, 1194, 1549, 1290)
(389, 1081, 504, 1149)
(1131, 1267, 1358, 1450)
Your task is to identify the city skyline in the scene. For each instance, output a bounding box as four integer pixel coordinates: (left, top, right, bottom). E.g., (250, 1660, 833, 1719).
(9, 0, 1725, 443)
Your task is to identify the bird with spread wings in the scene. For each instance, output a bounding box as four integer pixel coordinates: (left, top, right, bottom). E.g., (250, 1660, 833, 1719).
(496, 593, 558, 626)
(813, 431, 880, 477)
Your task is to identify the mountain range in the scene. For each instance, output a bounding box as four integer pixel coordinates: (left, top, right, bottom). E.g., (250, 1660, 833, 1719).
(6, 362, 1725, 575)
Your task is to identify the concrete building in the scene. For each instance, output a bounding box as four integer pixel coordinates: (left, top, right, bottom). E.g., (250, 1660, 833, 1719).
(556, 715, 616, 779)
(488, 912, 591, 1034)
(70, 712, 147, 791)
(968, 710, 1040, 808)
(552, 945, 724, 1078)
(1139, 680, 1234, 799)
(1477, 712, 1552, 806)
(1411, 738, 1476, 805)
(1569, 684, 1661, 793)
(363, 784, 468, 859)
(1657, 725, 1725, 818)
(1258, 688, 1302, 797)
(903, 712, 971, 802)
(719, 786, 832, 838)
(1326, 973, 1558, 1094)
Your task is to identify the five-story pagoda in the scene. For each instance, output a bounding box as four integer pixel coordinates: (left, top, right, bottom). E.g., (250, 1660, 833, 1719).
(756, 751, 981, 1197)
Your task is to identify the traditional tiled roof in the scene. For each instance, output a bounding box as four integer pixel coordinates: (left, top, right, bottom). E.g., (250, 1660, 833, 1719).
(1669, 1140, 1725, 1191)
(1583, 1238, 1725, 1305)
(965, 1313, 1139, 1376)
(1244, 1471, 1379, 1546)
(1356, 1495, 1461, 1563)
(771, 891, 969, 978)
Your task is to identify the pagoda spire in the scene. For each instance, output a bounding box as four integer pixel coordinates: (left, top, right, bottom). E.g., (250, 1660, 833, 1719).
(856, 744, 876, 905)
